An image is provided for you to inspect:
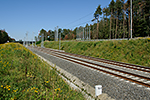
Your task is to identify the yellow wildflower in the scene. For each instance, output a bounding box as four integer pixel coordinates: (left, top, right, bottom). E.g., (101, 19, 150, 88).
(8, 88, 10, 91)
(34, 90, 38, 93)
(57, 88, 60, 91)
(1, 85, 3, 87)
(10, 98, 14, 100)
(6, 85, 9, 89)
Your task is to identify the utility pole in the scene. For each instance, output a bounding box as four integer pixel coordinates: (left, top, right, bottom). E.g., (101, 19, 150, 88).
(41, 33, 44, 48)
(130, 0, 132, 39)
(32, 32, 34, 47)
(59, 27, 60, 50)
(35, 36, 37, 47)
(89, 26, 91, 40)
(59, 28, 63, 50)
(85, 28, 86, 40)
(87, 27, 88, 40)
(35, 33, 37, 47)
(76, 28, 78, 40)
(41, 33, 43, 47)
(26, 32, 28, 47)
(56, 26, 58, 41)
(55, 27, 56, 41)
(83, 28, 84, 40)
(23, 37, 25, 46)
(55, 26, 58, 41)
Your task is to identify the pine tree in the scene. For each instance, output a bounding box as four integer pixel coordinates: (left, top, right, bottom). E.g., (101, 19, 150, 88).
(94, 5, 102, 39)
(109, 0, 115, 39)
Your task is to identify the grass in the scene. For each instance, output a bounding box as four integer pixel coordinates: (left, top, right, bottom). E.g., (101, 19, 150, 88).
(43, 38, 150, 67)
(0, 43, 85, 100)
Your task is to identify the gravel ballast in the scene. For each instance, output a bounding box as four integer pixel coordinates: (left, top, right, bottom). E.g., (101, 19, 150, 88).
(30, 48, 150, 100)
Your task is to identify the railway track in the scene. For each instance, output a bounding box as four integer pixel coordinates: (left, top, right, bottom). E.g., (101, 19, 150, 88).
(30, 46, 150, 88)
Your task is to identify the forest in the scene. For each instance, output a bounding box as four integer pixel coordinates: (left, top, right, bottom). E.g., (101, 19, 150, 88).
(38, 0, 150, 41)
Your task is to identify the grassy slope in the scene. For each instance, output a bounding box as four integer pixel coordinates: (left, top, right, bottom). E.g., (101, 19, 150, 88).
(44, 39, 150, 67)
(0, 43, 85, 100)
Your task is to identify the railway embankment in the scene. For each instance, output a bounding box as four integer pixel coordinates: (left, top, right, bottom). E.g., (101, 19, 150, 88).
(30, 46, 150, 100)
(0, 43, 85, 100)
(43, 38, 150, 67)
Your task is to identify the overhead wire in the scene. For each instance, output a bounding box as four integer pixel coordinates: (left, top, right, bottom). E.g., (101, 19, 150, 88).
(71, 20, 92, 28)
(63, 12, 94, 27)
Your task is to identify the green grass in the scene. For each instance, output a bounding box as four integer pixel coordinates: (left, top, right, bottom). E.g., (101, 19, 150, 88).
(0, 43, 85, 100)
(44, 38, 150, 67)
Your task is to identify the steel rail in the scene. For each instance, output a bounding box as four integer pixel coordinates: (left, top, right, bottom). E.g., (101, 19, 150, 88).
(41, 47, 150, 73)
(50, 52, 150, 88)
(47, 50, 150, 81)
(32, 47, 150, 88)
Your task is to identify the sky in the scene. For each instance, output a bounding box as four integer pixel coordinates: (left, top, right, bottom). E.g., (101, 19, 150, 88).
(0, 0, 112, 41)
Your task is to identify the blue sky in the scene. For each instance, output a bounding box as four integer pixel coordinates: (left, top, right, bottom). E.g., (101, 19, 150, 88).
(0, 0, 112, 41)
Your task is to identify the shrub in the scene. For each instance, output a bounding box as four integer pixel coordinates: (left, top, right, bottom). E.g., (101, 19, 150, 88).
(0, 30, 9, 44)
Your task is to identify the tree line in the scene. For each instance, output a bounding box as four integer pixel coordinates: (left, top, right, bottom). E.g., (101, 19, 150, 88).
(38, 0, 149, 41)
(0, 30, 15, 44)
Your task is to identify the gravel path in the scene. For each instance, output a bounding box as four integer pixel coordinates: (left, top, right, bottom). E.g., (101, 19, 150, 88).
(30, 48, 150, 100)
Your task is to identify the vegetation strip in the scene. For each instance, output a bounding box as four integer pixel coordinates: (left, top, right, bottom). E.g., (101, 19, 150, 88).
(0, 43, 85, 100)
(43, 38, 150, 67)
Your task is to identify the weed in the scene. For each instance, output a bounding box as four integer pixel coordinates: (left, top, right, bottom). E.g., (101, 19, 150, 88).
(0, 43, 85, 100)
(43, 39, 150, 67)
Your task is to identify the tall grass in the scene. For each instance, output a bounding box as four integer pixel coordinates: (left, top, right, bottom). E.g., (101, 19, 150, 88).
(44, 39, 150, 67)
(0, 43, 85, 100)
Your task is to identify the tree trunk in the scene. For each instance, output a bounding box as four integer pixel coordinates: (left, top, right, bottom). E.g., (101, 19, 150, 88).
(115, 15, 118, 39)
(106, 15, 108, 39)
(113, 17, 114, 39)
(123, 0, 125, 38)
(119, 22, 122, 38)
(110, 12, 112, 39)
(128, 8, 131, 39)
(103, 15, 104, 39)
(97, 21, 99, 39)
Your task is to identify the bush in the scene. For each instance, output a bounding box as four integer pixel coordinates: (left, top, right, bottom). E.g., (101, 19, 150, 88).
(0, 30, 9, 44)
(36, 41, 41, 45)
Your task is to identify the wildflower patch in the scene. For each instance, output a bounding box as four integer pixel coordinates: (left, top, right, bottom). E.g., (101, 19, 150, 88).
(0, 43, 85, 100)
